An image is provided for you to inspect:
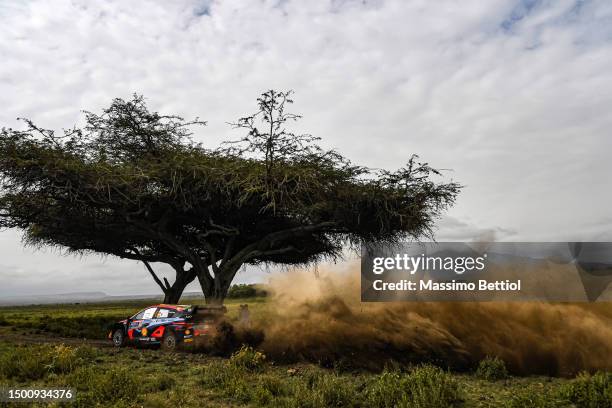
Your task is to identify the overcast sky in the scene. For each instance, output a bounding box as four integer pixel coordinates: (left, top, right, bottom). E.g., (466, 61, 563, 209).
(1, 0, 611, 297)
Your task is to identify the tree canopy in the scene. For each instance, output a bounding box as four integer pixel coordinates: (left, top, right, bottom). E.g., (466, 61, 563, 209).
(0, 91, 461, 303)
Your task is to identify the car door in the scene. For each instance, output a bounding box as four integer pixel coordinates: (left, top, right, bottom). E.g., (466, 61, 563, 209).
(130, 307, 158, 339)
(154, 307, 175, 323)
(149, 308, 176, 338)
(140, 307, 158, 338)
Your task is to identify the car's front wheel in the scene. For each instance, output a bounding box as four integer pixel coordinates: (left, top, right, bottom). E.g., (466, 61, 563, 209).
(112, 329, 126, 347)
(161, 332, 178, 351)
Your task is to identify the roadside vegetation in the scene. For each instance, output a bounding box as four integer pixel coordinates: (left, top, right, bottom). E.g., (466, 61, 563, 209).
(0, 341, 609, 407)
(227, 284, 268, 299)
(0, 299, 610, 407)
(476, 356, 509, 381)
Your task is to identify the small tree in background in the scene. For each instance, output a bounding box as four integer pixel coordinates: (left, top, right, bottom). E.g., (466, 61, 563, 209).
(0, 91, 461, 304)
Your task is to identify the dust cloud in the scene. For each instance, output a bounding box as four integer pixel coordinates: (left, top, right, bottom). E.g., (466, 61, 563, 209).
(256, 262, 612, 376)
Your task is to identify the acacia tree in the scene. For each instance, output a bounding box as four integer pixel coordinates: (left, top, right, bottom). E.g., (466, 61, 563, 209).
(0, 91, 461, 304)
(0, 97, 205, 303)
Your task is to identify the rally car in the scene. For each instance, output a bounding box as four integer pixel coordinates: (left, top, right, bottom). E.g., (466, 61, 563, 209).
(108, 304, 224, 350)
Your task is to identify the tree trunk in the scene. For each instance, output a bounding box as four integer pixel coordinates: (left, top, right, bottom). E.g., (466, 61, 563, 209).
(205, 282, 230, 305)
(196, 265, 235, 305)
(162, 281, 188, 304)
(162, 267, 196, 304)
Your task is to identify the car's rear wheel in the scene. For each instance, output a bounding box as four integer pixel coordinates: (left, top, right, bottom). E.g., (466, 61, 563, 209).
(112, 329, 126, 347)
(162, 332, 178, 351)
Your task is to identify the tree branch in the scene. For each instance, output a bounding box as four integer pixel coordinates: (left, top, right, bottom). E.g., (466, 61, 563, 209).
(251, 246, 297, 258)
(141, 259, 168, 293)
(219, 236, 236, 268)
(225, 221, 339, 270)
(118, 248, 175, 265)
(127, 219, 215, 292)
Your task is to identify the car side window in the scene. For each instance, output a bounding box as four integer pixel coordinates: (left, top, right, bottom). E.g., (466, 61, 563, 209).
(155, 308, 176, 318)
(141, 307, 157, 320)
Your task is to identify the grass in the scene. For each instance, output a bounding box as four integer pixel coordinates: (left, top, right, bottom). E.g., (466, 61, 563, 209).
(475, 356, 509, 381)
(198, 359, 461, 407)
(2, 341, 607, 407)
(560, 371, 612, 408)
(0, 343, 100, 381)
(0, 299, 610, 407)
(365, 366, 461, 408)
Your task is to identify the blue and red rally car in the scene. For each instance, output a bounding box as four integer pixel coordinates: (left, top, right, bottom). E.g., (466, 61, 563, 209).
(108, 304, 221, 350)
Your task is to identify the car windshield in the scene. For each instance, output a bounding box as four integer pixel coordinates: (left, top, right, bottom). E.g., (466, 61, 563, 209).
(132, 307, 157, 320)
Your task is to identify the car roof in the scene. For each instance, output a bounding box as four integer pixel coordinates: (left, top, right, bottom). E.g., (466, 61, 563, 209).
(154, 304, 192, 310)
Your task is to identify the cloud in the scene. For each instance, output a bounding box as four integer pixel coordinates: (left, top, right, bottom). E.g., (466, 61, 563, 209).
(1, 0, 611, 295)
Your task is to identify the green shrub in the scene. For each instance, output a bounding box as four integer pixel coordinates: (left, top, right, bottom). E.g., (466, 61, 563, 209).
(226, 283, 268, 299)
(257, 374, 287, 397)
(198, 360, 458, 408)
(229, 345, 267, 371)
(313, 373, 359, 407)
(199, 361, 358, 407)
(68, 365, 97, 392)
(74, 344, 102, 361)
(253, 374, 290, 406)
(287, 369, 361, 408)
(561, 371, 612, 408)
(68, 366, 139, 407)
(366, 370, 406, 408)
(366, 365, 461, 408)
(215, 370, 270, 405)
(94, 368, 139, 402)
(0, 344, 96, 381)
(404, 365, 461, 408)
(199, 360, 252, 401)
(227, 284, 259, 298)
(476, 356, 509, 381)
(0, 346, 48, 381)
(46, 344, 80, 374)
